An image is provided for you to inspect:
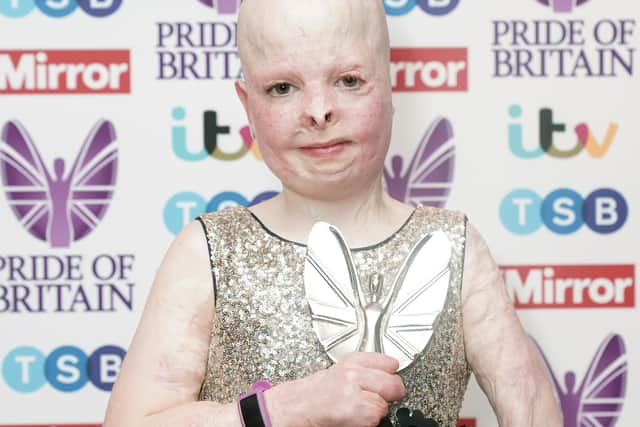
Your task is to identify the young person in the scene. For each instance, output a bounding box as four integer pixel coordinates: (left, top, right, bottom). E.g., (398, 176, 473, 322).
(104, 1, 562, 426)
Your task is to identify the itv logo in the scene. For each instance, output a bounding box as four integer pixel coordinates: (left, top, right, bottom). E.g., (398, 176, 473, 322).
(508, 104, 619, 159)
(171, 106, 259, 162)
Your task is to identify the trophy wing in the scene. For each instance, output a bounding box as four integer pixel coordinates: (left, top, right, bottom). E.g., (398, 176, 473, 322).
(381, 230, 452, 371)
(304, 222, 365, 363)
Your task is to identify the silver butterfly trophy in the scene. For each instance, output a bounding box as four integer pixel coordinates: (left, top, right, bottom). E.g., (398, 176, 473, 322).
(304, 222, 453, 371)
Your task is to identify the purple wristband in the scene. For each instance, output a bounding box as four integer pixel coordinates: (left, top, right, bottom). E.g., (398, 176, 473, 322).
(237, 379, 273, 427)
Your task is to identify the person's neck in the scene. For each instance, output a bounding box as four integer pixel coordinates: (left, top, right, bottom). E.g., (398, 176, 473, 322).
(249, 181, 414, 247)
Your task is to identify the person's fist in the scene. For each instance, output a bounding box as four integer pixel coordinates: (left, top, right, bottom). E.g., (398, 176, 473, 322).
(265, 352, 405, 427)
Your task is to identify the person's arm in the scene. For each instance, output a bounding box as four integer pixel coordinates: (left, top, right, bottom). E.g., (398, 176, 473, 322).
(461, 223, 562, 427)
(104, 221, 404, 427)
(103, 220, 241, 426)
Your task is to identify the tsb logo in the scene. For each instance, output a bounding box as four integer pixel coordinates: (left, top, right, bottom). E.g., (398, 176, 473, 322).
(390, 48, 467, 92)
(500, 188, 628, 234)
(508, 105, 618, 159)
(0, 0, 122, 18)
(383, 0, 460, 16)
(164, 191, 277, 234)
(2, 345, 125, 393)
(502, 265, 635, 308)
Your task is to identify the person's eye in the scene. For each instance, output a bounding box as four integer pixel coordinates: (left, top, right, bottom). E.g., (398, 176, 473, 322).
(338, 75, 362, 88)
(267, 82, 292, 96)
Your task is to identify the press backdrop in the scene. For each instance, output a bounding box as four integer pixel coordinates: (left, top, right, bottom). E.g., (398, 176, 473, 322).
(0, 1, 637, 426)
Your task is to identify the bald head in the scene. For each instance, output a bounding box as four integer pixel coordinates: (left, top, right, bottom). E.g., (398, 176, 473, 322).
(237, 0, 390, 81)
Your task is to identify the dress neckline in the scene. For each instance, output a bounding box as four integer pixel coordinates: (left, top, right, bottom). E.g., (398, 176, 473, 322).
(244, 206, 419, 251)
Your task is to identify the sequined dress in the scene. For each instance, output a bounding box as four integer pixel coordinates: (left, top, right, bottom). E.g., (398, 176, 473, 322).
(197, 206, 470, 427)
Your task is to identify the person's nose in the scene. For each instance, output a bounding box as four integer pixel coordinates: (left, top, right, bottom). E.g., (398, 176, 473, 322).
(303, 84, 336, 129)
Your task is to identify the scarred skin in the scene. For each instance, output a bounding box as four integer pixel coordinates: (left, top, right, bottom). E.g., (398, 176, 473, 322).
(103, 1, 563, 426)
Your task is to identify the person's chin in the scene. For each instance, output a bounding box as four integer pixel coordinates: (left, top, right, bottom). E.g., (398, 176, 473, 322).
(289, 172, 365, 200)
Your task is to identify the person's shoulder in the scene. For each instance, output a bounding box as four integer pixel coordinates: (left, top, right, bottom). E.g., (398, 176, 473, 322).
(141, 218, 214, 307)
(412, 205, 495, 258)
(197, 205, 248, 224)
(413, 204, 468, 230)
(196, 206, 251, 235)
(166, 209, 251, 266)
(164, 219, 210, 266)
(415, 204, 467, 218)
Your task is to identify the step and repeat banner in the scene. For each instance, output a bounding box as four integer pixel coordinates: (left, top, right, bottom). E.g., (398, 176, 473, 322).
(0, 1, 637, 426)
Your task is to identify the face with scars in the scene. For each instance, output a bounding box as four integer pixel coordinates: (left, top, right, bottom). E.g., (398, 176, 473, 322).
(236, 0, 393, 201)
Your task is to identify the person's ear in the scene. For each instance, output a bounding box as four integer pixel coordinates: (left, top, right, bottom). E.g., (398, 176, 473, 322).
(235, 80, 250, 116)
(235, 80, 255, 137)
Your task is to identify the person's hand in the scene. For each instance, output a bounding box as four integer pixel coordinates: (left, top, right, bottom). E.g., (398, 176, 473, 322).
(266, 352, 405, 427)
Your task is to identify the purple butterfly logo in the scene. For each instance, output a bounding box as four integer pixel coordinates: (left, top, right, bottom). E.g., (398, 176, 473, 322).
(535, 334, 628, 427)
(384, 117, 454, 208)
(536, 0, 590, 13)
(0, 120, 118, 248)
(197, 0, 242, 14)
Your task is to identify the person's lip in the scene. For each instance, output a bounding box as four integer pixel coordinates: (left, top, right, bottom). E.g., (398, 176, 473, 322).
(300, 139, 351, 156)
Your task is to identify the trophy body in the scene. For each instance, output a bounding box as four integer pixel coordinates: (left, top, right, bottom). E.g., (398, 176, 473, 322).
(304, 222, 453, 371)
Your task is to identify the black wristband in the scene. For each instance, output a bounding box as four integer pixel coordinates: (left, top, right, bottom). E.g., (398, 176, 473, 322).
(239, 394, 266, 427)
(237, 379, 273, 427)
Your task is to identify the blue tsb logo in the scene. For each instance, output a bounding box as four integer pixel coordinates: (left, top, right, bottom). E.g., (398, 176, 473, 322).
(2, 345, 125, 393)
(0, 0, 122, 17)
(500, 188, 628, 235)
(164, 191, 277, 235)
(383, 0, 459, 16)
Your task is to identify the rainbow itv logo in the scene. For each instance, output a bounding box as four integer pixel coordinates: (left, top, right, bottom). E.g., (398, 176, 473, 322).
(0, 120, 118, 248)
(536, 0, 590, 13)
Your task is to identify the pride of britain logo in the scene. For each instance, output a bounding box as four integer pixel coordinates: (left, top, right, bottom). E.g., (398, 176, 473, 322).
(385, 117, 454, 208)
(0, 120, 117, 248)
(196, 0, 241, 14)
(535, 334, 628, 427)
(535, 0, 589, 13)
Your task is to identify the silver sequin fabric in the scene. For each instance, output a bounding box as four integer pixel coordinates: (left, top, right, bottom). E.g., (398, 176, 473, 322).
(197, 205, 470, 427)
